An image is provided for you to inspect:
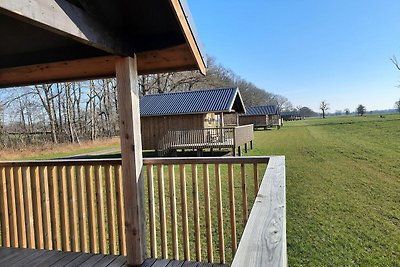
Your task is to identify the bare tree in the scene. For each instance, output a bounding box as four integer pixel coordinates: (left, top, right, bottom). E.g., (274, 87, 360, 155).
(320, 100, 329, 118)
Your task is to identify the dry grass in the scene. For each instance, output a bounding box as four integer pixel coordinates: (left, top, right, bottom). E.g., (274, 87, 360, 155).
(0, 137, 120, 160)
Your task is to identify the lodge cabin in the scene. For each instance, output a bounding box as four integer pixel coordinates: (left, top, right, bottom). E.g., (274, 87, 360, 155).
(0, 0, 287, 266)
(140, 87, 254, 156)
(239, 105, 282, 129)
(281, 111, 304, 121)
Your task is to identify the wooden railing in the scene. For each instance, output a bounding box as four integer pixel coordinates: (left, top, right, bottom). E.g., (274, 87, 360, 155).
(0, 159, 126, 255)
(0, 156, 286, 265)
(158, 125, 254, 156)
(143, 156, 269, 264)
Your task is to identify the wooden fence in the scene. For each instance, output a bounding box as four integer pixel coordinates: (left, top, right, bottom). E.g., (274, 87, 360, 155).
(0, 156, 285, 265)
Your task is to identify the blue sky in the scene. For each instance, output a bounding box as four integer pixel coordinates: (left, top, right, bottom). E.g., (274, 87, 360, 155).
(188, 0, 400, 112)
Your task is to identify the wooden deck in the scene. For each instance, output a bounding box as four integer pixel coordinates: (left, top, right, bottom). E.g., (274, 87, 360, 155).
(0, 247, 228, 267)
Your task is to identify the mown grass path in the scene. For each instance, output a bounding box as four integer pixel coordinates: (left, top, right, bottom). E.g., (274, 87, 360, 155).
(247, 114, 400, 266)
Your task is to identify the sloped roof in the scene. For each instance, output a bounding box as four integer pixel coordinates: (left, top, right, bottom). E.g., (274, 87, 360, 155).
(240, 105, 279, 116)
(140, 88, 245, 117)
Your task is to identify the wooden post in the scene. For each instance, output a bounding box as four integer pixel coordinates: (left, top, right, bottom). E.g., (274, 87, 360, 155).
(244, 143, 248, 153)
(250, 140, 253, 150)
(116, 56, 146, 266)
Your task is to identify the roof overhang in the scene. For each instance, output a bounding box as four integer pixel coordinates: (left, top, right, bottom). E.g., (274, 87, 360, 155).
(0, 0, 206, 88)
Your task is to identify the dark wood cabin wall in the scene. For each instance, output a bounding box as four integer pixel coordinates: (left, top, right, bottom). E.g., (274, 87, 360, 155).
(239, 115, 267, 126)
(141, 114, 205, 150)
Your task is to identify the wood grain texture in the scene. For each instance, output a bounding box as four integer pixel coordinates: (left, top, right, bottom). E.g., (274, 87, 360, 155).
(116, 56, 146, 265)
(231, 156, 287, 267)
(168, 165, 179, 260)
(157, 164, 168, 258)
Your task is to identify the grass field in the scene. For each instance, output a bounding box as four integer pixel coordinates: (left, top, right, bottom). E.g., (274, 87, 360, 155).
(247, 114, 400, 266)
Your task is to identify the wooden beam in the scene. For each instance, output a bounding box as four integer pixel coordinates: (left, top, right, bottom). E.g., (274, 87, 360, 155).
(0, 44, 198, 88)
(115, 56, 146, 266)
(0, 0, 129, 55)
(169, 0, 206, 75)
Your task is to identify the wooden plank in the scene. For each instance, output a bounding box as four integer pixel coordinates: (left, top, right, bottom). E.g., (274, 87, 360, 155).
(202, 164, 213, 263)
(143, 157, 269, 166)
(231, 156, 287, 267)
(14, 167, 27, 248)
(116, 56, 146, 266)
(168, 164, 179, 260)
(253, 163, 259, 193)
(67, 166, 79, 252)
(0, 0, 129, 54)
(105, 164, 118, 254)
(180, 164, 190, 260)
(115, 165, 126, 256)
(30, 250, 63, 266)
(39, 166, 52, 250)
(6, 167, 19, 247)
(107, 255, 127, 267)
(241, 164, 248, 225)
(228, 164, 237, 256)
(22, 166, 35, 249)
(76, 165, 89, 253)
(63, 253, 93, 267)
(215, 164, 225, 264)
(8, 249, 47, 267)
(191, 164, 201, 262)
(78, 253, 105, 267)
(95, 165, 107, 254)
(157, 164, 168, 258)
(58, 165, 71, 251)
(31, 167, 44, 249)
(147, 165, 157, 258)
(0, 167, 10, 246)
(85, 165, 98, 253)
(49, 166, 62, 250)
(169, 0, 206, 74)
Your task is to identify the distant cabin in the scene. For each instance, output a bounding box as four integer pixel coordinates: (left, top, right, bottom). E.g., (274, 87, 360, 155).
(239, 105, 282, 129)
(280, 111, 304, 121)
(140, 88, 253, 155)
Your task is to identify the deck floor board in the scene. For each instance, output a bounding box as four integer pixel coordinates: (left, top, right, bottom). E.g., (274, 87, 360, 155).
(0, 248, 228, 267)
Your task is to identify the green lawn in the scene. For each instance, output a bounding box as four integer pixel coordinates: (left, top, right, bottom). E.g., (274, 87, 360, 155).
(247, 114, 400, 266)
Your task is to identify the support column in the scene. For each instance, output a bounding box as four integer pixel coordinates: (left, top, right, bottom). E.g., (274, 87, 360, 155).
(116, 56, 146, 266)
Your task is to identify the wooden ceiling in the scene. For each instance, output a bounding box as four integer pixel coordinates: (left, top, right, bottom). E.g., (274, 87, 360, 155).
(0, 0, 206, 88)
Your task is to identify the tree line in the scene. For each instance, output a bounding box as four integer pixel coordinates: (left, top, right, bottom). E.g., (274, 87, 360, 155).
(0, 57, 293, 148)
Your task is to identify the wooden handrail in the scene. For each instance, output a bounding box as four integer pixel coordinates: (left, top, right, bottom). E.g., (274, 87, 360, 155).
(231, 156, 287, 267)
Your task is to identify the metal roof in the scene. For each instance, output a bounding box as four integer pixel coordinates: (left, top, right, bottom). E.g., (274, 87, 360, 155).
(140, 88, 245, 117)
(240, 105, 279, 116)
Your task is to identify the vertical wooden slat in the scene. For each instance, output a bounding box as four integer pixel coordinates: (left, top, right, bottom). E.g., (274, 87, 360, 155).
(192, 164, 201, 262)
(31, 166, 44, 249)
(228, 163, 237, 256)
(105, 164, 117, 254)
(77, 165, 89, 253)
(40, 166, 52, 250)
(147, 164, 157, 258)
(49, 166, 62, 250)
(58, 165, 71, 251)
(22, 166, 35, 249)
(241, 164, 248, 225)
(253, 163, 259, 193)
(14, 167, 27, 248)
(115, 165, 126, 255)
(203, 163, 213, 263)
(95, 165, 107, 254)
(168, 164, 178, 260)
(85, 165, 98, 253)
(0, 167, 10, 247)
(215, 163, 225, 263)
(157, 164, 167, 258)
(7, 167, 18, 247)
(67, 166, 79, 251)
(180, 164, 190, 261)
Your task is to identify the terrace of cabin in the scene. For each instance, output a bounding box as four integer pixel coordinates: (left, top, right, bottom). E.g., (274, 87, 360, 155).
(0, 0, 286, 266)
